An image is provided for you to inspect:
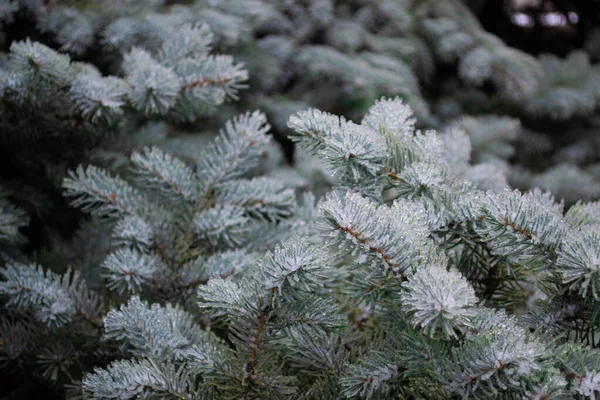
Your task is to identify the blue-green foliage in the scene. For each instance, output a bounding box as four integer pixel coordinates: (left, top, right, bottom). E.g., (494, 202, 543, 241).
(77, 99, 600, 399)
(62, 110, 301, 302)
(3, 0, 600, 399)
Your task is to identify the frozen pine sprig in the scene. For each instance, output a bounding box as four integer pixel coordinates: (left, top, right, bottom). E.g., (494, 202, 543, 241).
(555, 344, 600, 398)
(288, 97, 452, 200)
(130, 146, 201, 203)
(401, 263, 477, 338)
(9, 39, 71, 88)
(361, 96, 416, 139)
(392, 161, 447, 200)
(84, 297, 232, 399)
(289, 108, 387, 183)
(565, 200, 600, 229)
(394, 130, 447, 171)
(156, 23, 213, 66)
(0, 192, 28, 249)
(321, 120, 386, 181)
(112, 215, 154, 251)
(101, 249, 164, 295)
(258, 238, 327, 298)
(0, 263, 73, 326)
(288, 108, 346, 150)
(194, 204, 251, 247)
(197, 110, 271, 188)
(341, 352, 404, 399)
(318, 190, 433, 275)
(63, 165, 152, 221)
(180, 249, 256, 285)
(216, 177, 295, 222)
(340, 331, 448, 398)
(449, 312, 542, 398)
(0, 263, 101, 327)
(521, 367, 569, 400)
(0, 224, 109, 388)
(70, 75, 129, 125)
(556, 229, 600, 300)
(472, 189, 566, 265)
(103, 296, 200, 358)
(195, 237, 346, 397)
(83, 358, 192, 400)
(124, 50, 180, 116)
(120, 22, 247, 122)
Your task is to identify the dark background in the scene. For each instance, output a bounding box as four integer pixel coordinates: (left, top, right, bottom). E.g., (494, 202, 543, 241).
(472, 0, 600, 58)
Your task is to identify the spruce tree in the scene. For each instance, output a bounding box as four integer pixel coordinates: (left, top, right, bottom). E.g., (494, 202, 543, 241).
(2, 1, 600, 399)
(77, 98, 600, 399)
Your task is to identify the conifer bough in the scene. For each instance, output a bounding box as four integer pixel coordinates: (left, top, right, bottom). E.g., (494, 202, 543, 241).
(77, 98, 600, 399)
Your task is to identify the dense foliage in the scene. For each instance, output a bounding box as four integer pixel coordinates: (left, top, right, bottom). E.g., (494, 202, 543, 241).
(2, 0, 600, 399)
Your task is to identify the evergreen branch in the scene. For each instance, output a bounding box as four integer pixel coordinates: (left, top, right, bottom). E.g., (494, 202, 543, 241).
(361, 97, 416, 139)
(83, 358, 192, 400)
(0, 264, 100, 327)
(258, 238, 327, 298)
(124, 48, 180, 116)
(9, 39, 71, 87)
(70, 75, 128, 125)
(131, 147, 201, 203)
(101, 248, 165, 295)
(0, 195, 28, 246)
(449, 310, 542, 397)
(197, 111, 271, 188)
(112, 215, 154, 251)
(318, 191, 433, 276)
(157, 23, 213, 66)
(176, 54, 248, 100)
(180, 249, 256, 287)
(63, 165, 151, 220)
(289, 108, 387, 181)
(401, 263, 477, 338)
(216, 177, 295, 222)
(565, 201, 600, 229)
(473, 189, 566, 264)
(194, 205, 252, 248)
(555, 344, 600, 398)
(556, 229, 600, 300)
(341, 352, 405, 399)
(103, 296, 194, 358)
